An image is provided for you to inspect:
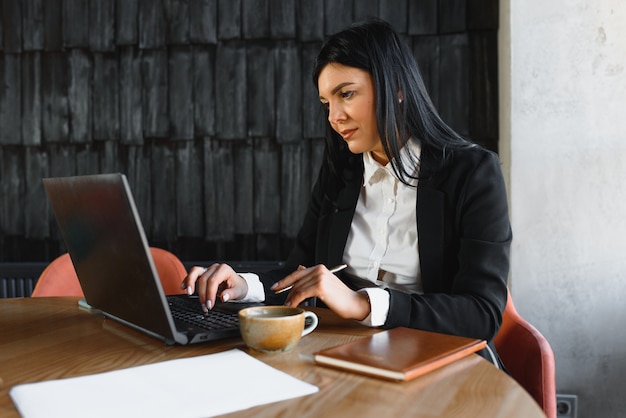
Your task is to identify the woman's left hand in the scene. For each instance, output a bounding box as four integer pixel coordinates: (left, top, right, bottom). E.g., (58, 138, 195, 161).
(271, 265, 370, 321)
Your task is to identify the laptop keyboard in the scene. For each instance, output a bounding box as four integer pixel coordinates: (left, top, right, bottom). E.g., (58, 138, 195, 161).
(168, 296, 240, 331)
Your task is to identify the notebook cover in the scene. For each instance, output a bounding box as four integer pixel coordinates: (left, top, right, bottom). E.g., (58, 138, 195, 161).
(313, 327, 487, 381)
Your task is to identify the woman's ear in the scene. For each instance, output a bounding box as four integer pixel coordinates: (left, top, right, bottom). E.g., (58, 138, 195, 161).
(397, 91, 404, 104)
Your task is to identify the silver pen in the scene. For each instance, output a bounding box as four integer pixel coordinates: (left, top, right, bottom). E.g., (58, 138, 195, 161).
(274, 264, 348, 294)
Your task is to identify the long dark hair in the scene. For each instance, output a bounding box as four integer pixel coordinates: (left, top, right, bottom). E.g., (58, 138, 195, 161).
(312, 18, 475, 184)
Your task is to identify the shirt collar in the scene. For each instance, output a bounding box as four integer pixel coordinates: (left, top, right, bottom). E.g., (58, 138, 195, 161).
(363, 139, 421, 186)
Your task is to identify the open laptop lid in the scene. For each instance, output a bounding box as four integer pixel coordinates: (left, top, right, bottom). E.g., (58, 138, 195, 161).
(43, 173, 188, 345)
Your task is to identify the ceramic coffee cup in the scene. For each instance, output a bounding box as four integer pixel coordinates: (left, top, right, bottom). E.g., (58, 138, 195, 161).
(238, 306, 318, 353)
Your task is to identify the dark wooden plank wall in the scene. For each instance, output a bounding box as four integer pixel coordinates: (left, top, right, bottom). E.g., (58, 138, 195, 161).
(0, 0, 499, 263)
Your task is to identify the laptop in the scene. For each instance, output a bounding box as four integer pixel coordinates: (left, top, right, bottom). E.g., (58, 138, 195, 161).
(43, 173, 259, 345)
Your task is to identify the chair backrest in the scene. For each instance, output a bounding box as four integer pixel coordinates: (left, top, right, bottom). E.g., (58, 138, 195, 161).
(494, 289, 556, 418)
(32, 247, 187, 297)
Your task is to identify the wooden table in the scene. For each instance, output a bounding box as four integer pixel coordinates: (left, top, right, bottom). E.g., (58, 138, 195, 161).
(0, 297, 545, 417)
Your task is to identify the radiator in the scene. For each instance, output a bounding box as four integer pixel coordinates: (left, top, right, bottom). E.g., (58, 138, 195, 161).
(0, 263, 46, 298)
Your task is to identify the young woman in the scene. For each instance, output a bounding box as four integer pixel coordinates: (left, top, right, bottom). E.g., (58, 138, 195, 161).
(182, 19, 511, 367)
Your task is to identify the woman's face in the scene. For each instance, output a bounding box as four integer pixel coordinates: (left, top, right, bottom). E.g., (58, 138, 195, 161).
(317, 63, 387, 165)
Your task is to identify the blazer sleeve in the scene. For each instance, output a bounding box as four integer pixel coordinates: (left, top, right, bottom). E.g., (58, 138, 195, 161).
(384, 148, 512, 343)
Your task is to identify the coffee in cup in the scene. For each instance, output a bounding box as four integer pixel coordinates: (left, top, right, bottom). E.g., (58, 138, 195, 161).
(238, 306, 318, 353)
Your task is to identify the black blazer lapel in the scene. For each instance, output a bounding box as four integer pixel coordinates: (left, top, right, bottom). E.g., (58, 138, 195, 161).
(416, 149, 446, 292)
(321, 167, 362, 267)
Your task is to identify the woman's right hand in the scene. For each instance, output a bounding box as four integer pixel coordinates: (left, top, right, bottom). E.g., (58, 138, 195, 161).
(271, 264, 370, 321)
(180, 263, 249, 313)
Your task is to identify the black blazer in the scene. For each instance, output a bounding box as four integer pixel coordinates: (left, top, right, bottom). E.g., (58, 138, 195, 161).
(260, 144, 511, 362)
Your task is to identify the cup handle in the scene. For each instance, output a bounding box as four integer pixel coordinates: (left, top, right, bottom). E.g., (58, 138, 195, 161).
(301, 311, 318, 337)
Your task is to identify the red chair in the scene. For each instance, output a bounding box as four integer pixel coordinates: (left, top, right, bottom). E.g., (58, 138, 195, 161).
(494, 289, 556, 418)
(32, 247, 187, 297)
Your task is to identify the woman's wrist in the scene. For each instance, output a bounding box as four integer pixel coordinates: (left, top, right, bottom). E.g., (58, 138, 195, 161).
(352, 291, 371, 321)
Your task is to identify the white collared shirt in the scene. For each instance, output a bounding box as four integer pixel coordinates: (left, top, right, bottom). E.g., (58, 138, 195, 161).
(346, 140, 423, 326)
(239, 140, 423, 327)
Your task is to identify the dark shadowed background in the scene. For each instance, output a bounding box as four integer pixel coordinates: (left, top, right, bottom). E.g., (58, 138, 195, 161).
(0, 0, 498, 263)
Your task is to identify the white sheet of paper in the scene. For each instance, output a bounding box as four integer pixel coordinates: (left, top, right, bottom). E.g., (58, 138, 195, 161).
(9, 349, 318, 418)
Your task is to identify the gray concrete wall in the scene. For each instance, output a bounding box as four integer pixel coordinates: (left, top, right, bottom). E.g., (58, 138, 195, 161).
(500, 1, 626, 417)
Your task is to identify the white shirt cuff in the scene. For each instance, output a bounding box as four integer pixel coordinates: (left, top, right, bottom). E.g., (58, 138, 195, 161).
(357, 287, 390, 327)
(236, 273, 265, 303)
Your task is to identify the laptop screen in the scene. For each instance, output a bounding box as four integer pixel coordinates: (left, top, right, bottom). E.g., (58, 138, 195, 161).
(43, 173, 177, 341)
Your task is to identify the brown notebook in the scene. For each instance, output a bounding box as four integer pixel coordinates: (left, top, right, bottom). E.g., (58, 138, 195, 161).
(313, 327, 487, 382)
